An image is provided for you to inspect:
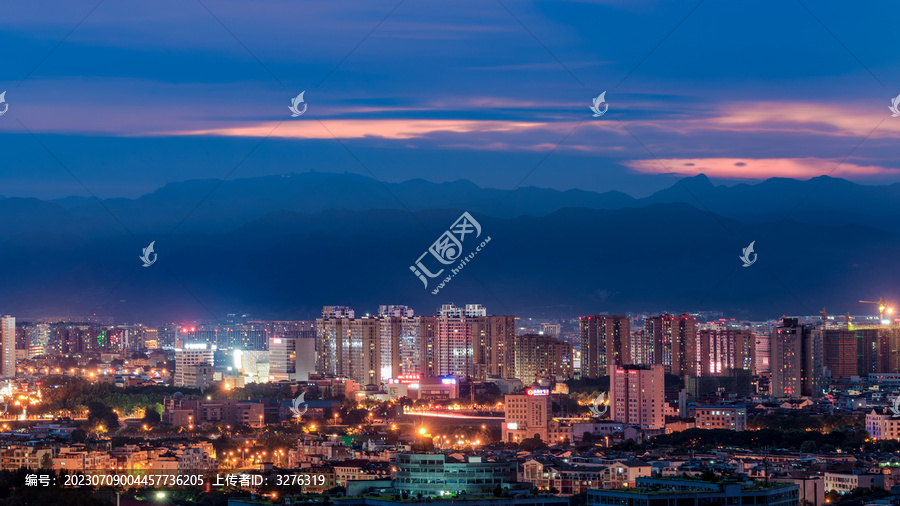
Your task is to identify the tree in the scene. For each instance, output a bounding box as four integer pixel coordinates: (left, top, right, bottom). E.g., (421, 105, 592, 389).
(87, 401, 119, 431)
(40, 452, 52, 470)
(519, 436, 547, 452)
(799, 440, 817, 453)
(142, 406, 162, 425)
(70, 429, 87, 443)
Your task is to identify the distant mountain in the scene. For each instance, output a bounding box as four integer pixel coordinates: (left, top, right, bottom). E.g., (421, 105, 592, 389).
(1, 204, 897, 321)
(26, 172, 900, 239)
(643, 174, 900, 228)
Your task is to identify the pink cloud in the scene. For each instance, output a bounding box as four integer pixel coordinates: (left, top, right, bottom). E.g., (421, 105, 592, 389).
(624, 157, 900, 179)
(168, 119, 550, 140)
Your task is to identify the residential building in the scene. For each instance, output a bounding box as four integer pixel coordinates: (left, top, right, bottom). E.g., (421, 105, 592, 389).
(0, 316, 15, 378)
(522, 459, 652, 494)
(771, 318, 823, 398)
(824, 472, 884, 493)
(689, 405, 747, 431)
(610, 364, 665, 429)
(866, 408, 900, 440)
(514, 334, 574, 384)
(645, 314, 697, 376)
(697, 328, 754, 376)
(580, 314, 630, 378)
(503, 390, 568, 443)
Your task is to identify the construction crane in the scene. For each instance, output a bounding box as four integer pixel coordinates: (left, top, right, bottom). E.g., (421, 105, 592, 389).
(836, 313, 852, 331)
(859, 297, 895, 322)
(819, 308, 827, 329)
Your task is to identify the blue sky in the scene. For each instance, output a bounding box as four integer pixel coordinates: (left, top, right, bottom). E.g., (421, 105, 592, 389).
(1, 0, 898, 199)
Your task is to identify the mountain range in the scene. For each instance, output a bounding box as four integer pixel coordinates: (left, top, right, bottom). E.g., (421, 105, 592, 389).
(0, 172, 897, 321)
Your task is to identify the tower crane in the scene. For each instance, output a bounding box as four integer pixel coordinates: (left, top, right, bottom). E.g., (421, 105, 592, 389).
(859, 297, 894, 322)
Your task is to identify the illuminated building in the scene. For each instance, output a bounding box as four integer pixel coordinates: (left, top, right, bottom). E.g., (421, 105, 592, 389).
(502, 389, 569, 443)
(697, 328, 754, 376)
(770, 318, 823, 398)
(0, 316, 15, 378)
(689, 405, 747, 431)
(609, 364, 664, 429)
(514, 334, 573, 384)
(580, 314, 630, 378)
(269, 336, 314, 382)
(645, 314, 697, 376)
(393, 454, 516, 496)
(174, 343, 216, 387)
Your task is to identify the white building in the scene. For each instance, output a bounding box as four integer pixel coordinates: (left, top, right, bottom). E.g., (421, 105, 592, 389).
(174, 343, 215, 387)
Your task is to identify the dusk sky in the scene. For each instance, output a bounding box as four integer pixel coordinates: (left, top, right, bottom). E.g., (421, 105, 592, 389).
(1, 0, 898, 199)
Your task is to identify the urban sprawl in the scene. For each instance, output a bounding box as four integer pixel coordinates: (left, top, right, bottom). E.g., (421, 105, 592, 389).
(0, 302, 899, 506)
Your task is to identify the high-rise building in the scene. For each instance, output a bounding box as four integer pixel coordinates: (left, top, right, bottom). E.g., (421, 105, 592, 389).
(771, 318, 823, 398)
(630, 330, 653, 365)
(541, 323, 562, 337)
(269, 336, 315, 382)
(0, 316, 15, 378)
(754, 334, 771, 375)
(609, 364, 664, 429)
(400, 316, 436, 376)
(174, 343, 215, 387)
(822, 329, 857, 379)
(645, 314, 697, 377)
(514, 334, 574, 384)
(472, 315, 516, 380)
(854, 328, 880, 375)
(579, 315, 630, 378)
(316, 306, 391, 386)
(697, 328, 754, 376)
(431, 304, 515, 380)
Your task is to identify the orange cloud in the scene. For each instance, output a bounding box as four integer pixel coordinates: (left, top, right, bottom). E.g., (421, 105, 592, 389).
(624, 157, 900, 179)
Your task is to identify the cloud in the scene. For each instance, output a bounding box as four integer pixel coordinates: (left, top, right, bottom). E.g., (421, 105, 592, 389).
(624, 157, 900, 179)
(167, 119, 550, 140)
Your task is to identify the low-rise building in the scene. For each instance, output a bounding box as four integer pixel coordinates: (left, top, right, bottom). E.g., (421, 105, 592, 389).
(393, 453, 516, 496)
(587, 478, 799, 506)
(824, 472, 884, 493)
(689, 405, 747, 431)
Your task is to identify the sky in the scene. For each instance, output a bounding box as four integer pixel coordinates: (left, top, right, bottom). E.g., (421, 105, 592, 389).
(1, 0, 899, 199)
